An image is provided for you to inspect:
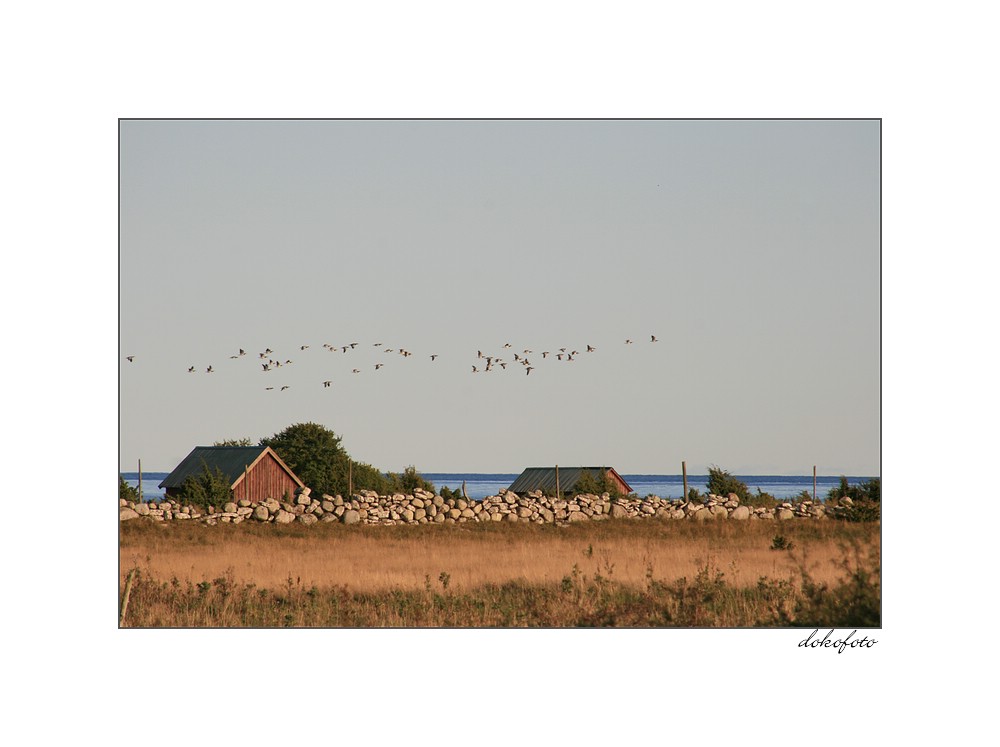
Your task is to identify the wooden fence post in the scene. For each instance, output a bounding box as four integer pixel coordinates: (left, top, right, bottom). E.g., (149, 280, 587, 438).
(813, 465, 817, 502)
(348, 460, 353, 497)
(138, 458, 142, 504)
(682, 461, 688, 502)
(555, 464, 560, 500)
(120, 569, 137, 626)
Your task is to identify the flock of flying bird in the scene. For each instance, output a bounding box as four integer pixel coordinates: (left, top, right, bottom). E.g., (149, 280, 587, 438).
(124, 335, 660, 391)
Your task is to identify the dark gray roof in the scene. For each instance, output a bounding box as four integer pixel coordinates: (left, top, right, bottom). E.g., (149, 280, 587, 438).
(507, 467, 633, 495)
(159, 446, 274, 489)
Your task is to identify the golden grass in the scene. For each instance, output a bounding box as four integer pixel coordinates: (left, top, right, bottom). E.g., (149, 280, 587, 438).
(120, 519, 879, 593)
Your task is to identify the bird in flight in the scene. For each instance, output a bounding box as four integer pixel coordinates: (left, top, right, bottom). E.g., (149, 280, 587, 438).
(126, 356, 135, 362)
(281, 386, 290, 391)
(503, 343, 511, 348)
(525, 366, 534, 375)
(300, 345, 309, 350)
(542, 351, 550, 358)
(430, 354, 438, 361)
(265, 386, 274, 391)
(262, 364, 270, 371)
(587, 345, 595, 352)
(499, 362, 507, 370)
(375, 363, 384, 370)
(206, 366, 213, 373)
(323, 381, 332, 388)
(352, 369, 360, 374)
(188, 366, 195, 373)
(625, 339, 633, 345)
(651, 335, 658, 342)
(239, 349, 245, 356)
(230, 355, 239, 359)
(472, 366, 479, 373)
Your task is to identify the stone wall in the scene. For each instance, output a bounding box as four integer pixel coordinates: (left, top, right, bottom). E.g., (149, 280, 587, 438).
(120, 486, 857, 525)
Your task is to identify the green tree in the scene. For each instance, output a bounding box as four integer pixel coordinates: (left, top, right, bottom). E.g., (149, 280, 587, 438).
(214, 437, 254, 446)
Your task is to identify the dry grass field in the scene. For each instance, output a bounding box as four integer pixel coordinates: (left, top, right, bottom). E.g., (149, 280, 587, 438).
(118, 518, 880, 627)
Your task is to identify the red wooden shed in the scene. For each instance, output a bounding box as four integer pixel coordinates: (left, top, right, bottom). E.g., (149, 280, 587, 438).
(158, 446, 305, 503)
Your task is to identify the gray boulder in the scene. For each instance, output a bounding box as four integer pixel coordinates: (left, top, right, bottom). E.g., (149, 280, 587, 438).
(119, 507, 140, 521)
(731, 506, 751, 520)
(342, 510, 361, 525)
(253, 505, 270, 521)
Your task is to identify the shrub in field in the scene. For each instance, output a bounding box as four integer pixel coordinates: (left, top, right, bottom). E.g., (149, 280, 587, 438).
(119, 475, 139, 502)
(175, 461, 234, 510)
(706, 465, 751, 502)
(384, 465, 436, 495)
(573, 469, 626, 497)
(744, 488, 778, 509)
(827, 476, 881, 504)
(785, 544, 880, 627)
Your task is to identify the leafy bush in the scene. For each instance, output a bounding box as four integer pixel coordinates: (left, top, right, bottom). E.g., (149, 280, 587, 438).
(214, 438, 254, 446)
(827, 476, 881, 504)
(744, 488, 778, 509)
(787, 544, 880, 627)
(176, 461, 234, 510)
(119, 475, 140, 502)
(827, 476, 881, 522)
(706, 466, 751, 502)
(384, 465, 436, 495)
(573, 469, 624, 497)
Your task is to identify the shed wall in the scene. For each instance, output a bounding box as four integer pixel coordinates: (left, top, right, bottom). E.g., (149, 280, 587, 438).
(232, 455, 300, 503)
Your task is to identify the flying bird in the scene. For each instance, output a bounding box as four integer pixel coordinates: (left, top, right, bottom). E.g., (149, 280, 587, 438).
(651, 335, 658, 342)
(239, 349, 245, 356)
(625, 339, 633, 345)
(126, 356, 135, 362)
(281, 386, 290, 391)
(526, 367, 534, 375)
(542, 351, 550, 358)
(352, 369, 360, 374)
(375, 364, 384, 370)
(472, 366, 479, 373)
(430, 354, 438, 361)
(301, 345, 309, 350)
(206, 366, 213, 373)
(323, 381, 332, 388)
(265, 386, 274, 390)
(503, 343, 511, 348)
(499, 362, 507, 369)
(587, 345, 595, 352)
(188, 366, 195, 373)
(262, 364, 270, 371)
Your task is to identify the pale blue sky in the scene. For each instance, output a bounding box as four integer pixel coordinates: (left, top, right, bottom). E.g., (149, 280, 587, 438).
(120, 119, 879, 474)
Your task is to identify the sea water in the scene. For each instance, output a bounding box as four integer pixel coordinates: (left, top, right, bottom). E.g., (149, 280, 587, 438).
(120, 472, 874, 503)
